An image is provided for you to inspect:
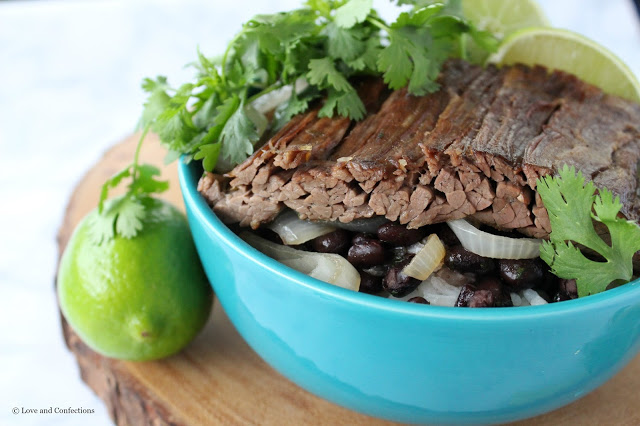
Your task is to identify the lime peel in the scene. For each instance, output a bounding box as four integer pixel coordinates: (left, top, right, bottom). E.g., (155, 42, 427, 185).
(58, 198, 213, 361)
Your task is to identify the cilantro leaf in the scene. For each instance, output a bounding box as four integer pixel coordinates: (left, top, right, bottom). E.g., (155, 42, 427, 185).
(537, 165, 640, 297)
(319, 87, 365, 120)
(194, 142, 222, 172)
(377, 35, 413, 90)
(334, 0, 373, 29)
(307, 57, 353, 92)
(306, 0, 333, 18)
(129, 164, 169, 196)
(140, 77, 171, 126)
(376, 4, 471, 94)
(220, 97, 259, 164)
(273, 89, 319, 130)
(92, 127, 169, 243)
(392, 5, 444, 28)
(325, 22, 365, 62)
(114, 200, 146, 239)
(98, 168, 130, 214)
(345, 35, 381, 71)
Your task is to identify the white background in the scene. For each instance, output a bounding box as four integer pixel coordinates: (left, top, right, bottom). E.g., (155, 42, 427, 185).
(0, 0, 638, 425)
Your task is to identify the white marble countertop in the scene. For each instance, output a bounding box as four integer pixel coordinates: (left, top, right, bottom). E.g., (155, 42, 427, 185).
(0, 1, 638, 424)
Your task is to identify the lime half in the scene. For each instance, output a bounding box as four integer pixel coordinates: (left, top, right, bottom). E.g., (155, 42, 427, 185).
(488, 27, 640, 103)
(462, 0, 550, 39)
(461, 0, 549, 63)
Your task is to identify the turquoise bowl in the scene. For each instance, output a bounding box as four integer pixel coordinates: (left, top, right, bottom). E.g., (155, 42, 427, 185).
(179, 159, 640, 425)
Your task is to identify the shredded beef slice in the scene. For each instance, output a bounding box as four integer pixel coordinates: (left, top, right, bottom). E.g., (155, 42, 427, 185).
(199, 59, 640, 236)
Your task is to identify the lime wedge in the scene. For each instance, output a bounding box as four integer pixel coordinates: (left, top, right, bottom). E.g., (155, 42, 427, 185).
(488, 27, 640, 103)
(462, 0, 550, 39)
(461, 0, 549, 63)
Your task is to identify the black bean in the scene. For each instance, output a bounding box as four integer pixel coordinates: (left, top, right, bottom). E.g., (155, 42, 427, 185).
(436, 266, 473, 287)
(535, 270, 558, 296)
(389, 246, 409, 264)
(455, 284, 476, 307)
(310, 229, 350, 254)
(475, 276, 512, 307)
(553, 292, 570, 303)
(383, 261, 421, 297)
(377, 222, 426, 246)
(361, 264, 387, 277)
(358, 271, 384, 294)
(553, 278, 578, 302)
(560, 278, 578, 297)
(352, 233, 374, 245)
(456, 277, 511, 308)
(444, 245, 495, 275)
(254, 228, 283, 244)
(408, 296, 429, 304)
(498, 259, 545, 291)
(347, 238, 386, 267)
(535, 289, 551, 303)
(432, 223, 460, 247)
(468, 289, 495, 308)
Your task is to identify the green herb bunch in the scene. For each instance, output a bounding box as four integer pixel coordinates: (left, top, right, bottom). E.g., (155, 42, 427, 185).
(94, 0, 497, 243)
(140, 0, 496, 172)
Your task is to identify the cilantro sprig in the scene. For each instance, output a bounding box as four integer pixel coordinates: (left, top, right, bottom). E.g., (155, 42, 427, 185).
(537, 165, 640, 297)
(93, 0, 496, 242)
(141, 0, 496, 173)
(91, 125, 169, 243)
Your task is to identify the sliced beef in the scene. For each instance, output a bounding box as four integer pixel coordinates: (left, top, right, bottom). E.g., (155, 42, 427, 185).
(200, 59, 640, 237)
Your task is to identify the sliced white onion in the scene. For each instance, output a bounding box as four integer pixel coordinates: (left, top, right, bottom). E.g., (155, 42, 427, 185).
(390, 275, 458, 304)
(391, 287, 423, 301)
(330, 216, 390, 234)
(510, 292, 523, 307)
(429, 275, 463, 296)
(446, 219, 542, 259)
(420, 275, 461, 306)
(406, 240, 426, 255)
(521, 289, 548, 306)
(241, 232, 360, 291)
(425, 294, 459, 307)
(268, 210, 336, 245)
(215, 80, 310, 174)
(251, 78, 309, 115)
(435, 267, 474, 287)
(402, 234, 446, 280)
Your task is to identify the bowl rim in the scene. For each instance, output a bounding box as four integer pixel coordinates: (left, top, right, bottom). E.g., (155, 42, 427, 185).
(179, 157, 640, 321)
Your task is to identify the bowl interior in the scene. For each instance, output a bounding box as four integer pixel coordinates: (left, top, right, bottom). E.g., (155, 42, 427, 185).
(179, 157, 640, 320)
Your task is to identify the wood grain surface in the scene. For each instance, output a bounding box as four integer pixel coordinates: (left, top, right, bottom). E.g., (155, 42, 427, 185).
(57, 133, 640, 426)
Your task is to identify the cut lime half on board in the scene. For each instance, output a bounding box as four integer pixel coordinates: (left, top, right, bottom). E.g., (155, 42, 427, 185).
(488, 27, 640, 103)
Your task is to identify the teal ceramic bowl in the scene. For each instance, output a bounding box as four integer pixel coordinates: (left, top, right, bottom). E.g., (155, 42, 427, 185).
(179, 159, 640, 425)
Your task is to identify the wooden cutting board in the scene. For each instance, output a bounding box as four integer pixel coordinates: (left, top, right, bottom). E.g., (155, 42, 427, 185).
(57, 133, 640, 426)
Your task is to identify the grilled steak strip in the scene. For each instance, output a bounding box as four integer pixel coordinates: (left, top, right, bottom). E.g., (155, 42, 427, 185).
(199, 59, 640, 237)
